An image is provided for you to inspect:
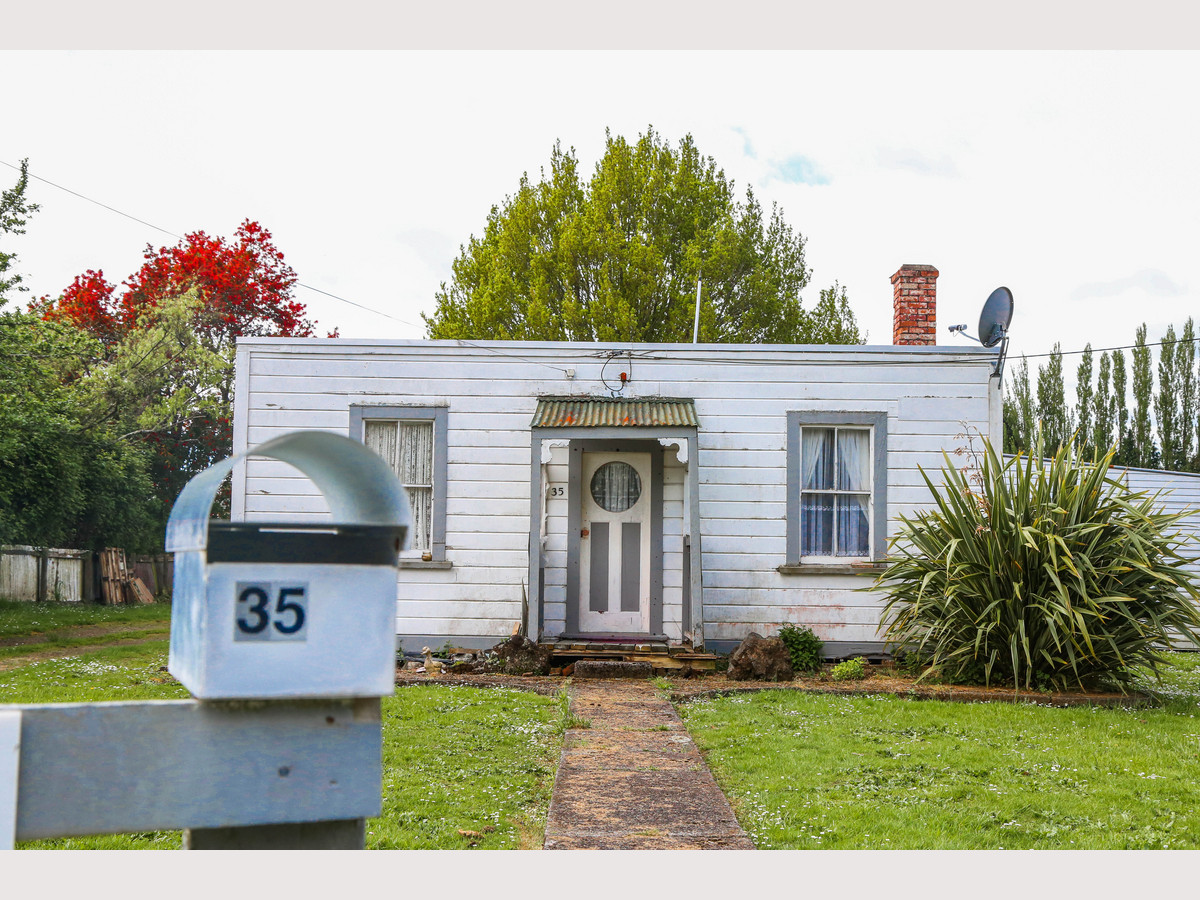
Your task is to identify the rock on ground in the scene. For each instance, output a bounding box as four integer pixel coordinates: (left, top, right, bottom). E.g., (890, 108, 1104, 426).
(728, 632, 794, 681)
(488, 634, 554, 675)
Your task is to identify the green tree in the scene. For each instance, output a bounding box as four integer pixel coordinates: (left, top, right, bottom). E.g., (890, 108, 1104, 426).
(77, 291, 230, 439)
(1093, 350, 1113, 458)
(0, 159, 40, 304)
(1131, 323, 1155, 467)
(0, 311, 156, 550)
(1177, 317, 1197, 470)
(38, 221, 322, 525)
(1003, 355, 1034, 454)
(1112, 347, 1130, 465)
(1074, 343, 1093, 455)
(1155, 324, 1180, 470)
(424, 128, 861, 344)
(1036, 343, 1070, 452)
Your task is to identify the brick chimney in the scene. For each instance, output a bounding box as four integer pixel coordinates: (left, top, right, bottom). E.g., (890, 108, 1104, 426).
(891, 264, 938, 345)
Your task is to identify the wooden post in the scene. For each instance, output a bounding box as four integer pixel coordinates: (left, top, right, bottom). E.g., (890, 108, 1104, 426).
(184, 818, 366, 850)
(35, 548, 48, 604)
(1, 710, 19, 850)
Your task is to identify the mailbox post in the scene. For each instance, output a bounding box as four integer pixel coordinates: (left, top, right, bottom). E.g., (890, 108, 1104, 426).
(167, 430, 410, 848)
(3, 431, 411, 850)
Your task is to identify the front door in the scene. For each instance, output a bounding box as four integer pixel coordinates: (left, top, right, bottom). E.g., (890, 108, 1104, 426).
(579, 451, 651, 633)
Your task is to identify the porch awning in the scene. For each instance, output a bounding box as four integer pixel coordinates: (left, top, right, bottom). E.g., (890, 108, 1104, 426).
(531, 397, 699, 428)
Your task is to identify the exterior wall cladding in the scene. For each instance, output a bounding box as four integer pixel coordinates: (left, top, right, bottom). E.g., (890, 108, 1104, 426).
(232, 344, 1001, 659)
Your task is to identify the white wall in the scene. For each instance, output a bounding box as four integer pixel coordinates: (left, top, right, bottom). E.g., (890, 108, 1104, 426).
(234, 339, 997, 647)
(1117, 466, 1200, 584)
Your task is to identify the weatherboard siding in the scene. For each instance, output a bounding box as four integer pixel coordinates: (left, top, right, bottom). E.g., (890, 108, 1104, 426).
(234, 339, 997, 647)
(1117, 467, 1200, 583)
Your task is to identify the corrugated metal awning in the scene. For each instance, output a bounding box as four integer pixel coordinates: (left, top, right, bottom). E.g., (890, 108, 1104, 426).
(531, 397, 698, 428)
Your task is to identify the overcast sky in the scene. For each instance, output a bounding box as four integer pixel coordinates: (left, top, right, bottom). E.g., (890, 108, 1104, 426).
(5, 48, 1199, 383)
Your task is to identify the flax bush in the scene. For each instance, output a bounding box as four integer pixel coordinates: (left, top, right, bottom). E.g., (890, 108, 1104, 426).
(875, 437, 1200, 690)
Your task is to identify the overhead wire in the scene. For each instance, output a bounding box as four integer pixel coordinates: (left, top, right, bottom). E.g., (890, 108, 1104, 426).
(5, 158, 1195, 374)
(1, 159, 572, 376)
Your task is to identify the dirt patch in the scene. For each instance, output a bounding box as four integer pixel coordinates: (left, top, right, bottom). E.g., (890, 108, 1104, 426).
(0, 632, 170, 672)
(395, 665, 1153, 708)
(666, 669, 1154, 708)
(0, 622, 168, 650)
(395, 669, 565, 696)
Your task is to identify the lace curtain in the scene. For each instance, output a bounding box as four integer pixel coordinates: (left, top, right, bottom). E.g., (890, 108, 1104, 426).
(801, 427, 870, 557)
(590, 461, 642, 513)
(365, 420, 433, 552)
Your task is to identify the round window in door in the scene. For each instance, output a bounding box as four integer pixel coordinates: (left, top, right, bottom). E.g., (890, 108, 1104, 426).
(590, 461, 642, 513)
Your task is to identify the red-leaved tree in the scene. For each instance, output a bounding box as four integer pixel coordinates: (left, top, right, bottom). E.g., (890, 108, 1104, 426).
(39, 220, 330, 527)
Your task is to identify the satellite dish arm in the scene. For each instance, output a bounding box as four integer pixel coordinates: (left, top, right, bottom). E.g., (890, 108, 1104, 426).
(992, 330, 1010, 380)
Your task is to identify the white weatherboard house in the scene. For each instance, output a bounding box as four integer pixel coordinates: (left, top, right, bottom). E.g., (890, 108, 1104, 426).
(231, 265, 1002, 656)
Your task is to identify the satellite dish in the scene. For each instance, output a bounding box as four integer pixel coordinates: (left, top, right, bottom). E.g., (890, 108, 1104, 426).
(947, 286, 1014, 379)
(978, 286, 1014, 348)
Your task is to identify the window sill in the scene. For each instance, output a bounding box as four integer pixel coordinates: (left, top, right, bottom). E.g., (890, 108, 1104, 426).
(399, 558, 453, 570)
(777, 563, 887, 576)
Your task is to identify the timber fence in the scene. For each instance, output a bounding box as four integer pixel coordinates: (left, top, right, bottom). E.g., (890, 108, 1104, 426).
(0, 546, 172, 603)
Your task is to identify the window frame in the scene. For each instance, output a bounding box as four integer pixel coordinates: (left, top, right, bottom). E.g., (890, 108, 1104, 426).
(349, 404, 449, 567)
(785, 411, 888, 569)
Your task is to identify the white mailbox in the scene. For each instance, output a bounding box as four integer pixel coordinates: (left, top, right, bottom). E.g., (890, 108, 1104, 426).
(166, 431, 410, 700)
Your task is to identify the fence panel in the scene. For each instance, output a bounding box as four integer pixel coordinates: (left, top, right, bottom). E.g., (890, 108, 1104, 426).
(0, 546, 87, 603)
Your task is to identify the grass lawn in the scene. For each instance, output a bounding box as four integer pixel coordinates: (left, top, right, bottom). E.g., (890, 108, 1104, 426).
(0, 600, 172, 638)
(678, 652, 1200, 849)
(0, 599, 172, 661)
(1, 623, 563, 850)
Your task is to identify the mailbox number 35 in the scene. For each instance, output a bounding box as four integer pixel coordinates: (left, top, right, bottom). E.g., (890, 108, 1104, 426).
(234, 582, 309, 642)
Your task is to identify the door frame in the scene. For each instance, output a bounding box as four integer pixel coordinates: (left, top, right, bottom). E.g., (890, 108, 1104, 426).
(527, 423, 702, 646)
(567, 440, 663, 637)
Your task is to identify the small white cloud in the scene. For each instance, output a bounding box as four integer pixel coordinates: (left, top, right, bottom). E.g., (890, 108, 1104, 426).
(1070, 269, 1186, 301)
(731, 126, 756, 160)
(396, 228, 460, 274)
(876, 148, 959, 178)
(768, 155, 830, 186)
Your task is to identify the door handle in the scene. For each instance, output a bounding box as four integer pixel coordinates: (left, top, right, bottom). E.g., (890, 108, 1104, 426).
(581, 528, 590, 537)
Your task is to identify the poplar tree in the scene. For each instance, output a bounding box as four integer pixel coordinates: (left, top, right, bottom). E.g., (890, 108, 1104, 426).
(1131, 323, 1155, 467)
(1075, 343, 1094, 455)
(1094, 350, 1113, 458)
(1155, 324, 1180, 469)
(1177, 317, 1197, 470)
(1037, 343, 1070, 452)
(1003, 355, 1035, 453)
(1112, 348, 1131, 466)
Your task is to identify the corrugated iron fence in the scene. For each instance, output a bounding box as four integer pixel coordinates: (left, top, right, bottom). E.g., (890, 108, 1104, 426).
(0, 546, 172, 603)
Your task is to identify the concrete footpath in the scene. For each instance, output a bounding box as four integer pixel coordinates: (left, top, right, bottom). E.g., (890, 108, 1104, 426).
(543, 679, 754, 849)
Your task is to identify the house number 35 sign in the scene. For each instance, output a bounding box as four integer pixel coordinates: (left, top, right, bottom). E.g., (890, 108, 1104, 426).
(234, 582, 309, 642)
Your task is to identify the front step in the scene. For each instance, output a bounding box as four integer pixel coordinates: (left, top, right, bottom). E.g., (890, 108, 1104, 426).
(573, 660, 654, 679)
(547, 639, 721, 675)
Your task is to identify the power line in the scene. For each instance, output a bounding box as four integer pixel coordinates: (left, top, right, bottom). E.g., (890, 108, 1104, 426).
(8, 159, 1193, 375)
(1010, 334, 1199, 362)
(1, 159, 572, 376)
(0, 158, 417, 325)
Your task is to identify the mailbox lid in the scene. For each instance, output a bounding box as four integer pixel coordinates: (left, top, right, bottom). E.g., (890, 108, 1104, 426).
(205, 522, 406, 566)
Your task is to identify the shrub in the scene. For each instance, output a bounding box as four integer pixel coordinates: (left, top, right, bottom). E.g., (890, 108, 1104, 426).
(875, 436, 1200, 690)
(778, 624, 824, 673)
(830, 657, 867, 681)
